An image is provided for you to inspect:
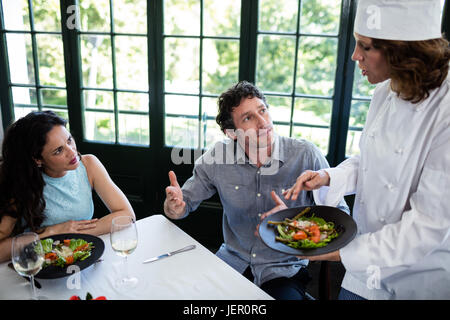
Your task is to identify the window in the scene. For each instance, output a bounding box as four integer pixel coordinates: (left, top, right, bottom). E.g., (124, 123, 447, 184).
(1, 0, 68, 121)
(255, 0, 342, 155)
(1, 0, 448, 164)
(163, 0, 241, 149)
(79, 0, 149, 145)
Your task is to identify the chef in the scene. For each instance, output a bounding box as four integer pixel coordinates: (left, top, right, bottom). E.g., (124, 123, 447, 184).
(282, 0, 450, 299)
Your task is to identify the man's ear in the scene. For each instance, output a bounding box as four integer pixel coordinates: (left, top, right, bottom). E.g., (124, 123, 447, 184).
(224, 128, 237, 140)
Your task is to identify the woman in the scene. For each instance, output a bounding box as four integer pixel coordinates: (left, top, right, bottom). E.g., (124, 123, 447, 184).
(283, 0, 450, 299)
(0, 111, 135, 262)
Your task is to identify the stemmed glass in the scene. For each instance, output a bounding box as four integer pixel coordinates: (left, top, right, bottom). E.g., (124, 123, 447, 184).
(110, 216, 138, 290)
(11, 232, 45, 300)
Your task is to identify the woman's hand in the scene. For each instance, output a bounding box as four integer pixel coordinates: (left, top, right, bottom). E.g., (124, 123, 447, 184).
(47, 219, 98, 235)
(283, 169, 330, 201)
(297, 250, 341, 262)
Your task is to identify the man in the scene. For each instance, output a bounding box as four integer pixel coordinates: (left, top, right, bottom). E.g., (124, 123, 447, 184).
(164, 81, 348, 299)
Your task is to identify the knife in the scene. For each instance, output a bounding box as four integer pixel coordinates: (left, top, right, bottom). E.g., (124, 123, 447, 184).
(7, 262, 42, 289)
(143, 244, 196, 264)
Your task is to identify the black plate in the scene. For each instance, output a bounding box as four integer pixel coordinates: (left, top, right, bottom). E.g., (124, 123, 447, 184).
(36, 233, 105, 279)
(259, 206, 357, 256)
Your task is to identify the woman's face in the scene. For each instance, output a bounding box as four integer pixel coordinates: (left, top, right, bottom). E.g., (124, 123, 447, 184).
(35, 125, 79, 178)
(352, 33, 390, 84)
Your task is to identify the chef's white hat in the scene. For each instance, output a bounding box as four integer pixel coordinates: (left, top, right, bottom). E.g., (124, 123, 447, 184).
(354, 0, 442, 41)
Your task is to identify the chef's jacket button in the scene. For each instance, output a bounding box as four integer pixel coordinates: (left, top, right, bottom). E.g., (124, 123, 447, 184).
(379, 217, 386, 223)
(257, 193, 261, 197)
(395, 148, 404, 155)
(363, 167, 368, 172)
(385, 183, 394, 190)
(252, 253, 256, 258)
(235, 186, 239, 190)
(359, 199, 364, 204)
(369, 132, 375, 138)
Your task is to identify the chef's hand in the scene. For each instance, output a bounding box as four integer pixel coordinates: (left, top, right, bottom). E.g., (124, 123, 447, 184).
(283, 169, 330, 201)
(297, 250, 341, 262)
(164, 171, 186, 219)
(254, 191, 287, 237)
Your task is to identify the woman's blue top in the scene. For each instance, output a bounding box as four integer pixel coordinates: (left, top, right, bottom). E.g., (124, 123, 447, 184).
(41, 160, 94, 227)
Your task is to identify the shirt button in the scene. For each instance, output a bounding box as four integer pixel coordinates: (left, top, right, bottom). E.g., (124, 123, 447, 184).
(257, 170, 261, 174)
(369, 132, 375, 138)
(385, 183, 394, 190)
(235, 186, 239, 190)
(379, 217, 386, 223)
(281, 188, 285, 193)
(395, 148, 404, 155)
(258, 213, 262, 217)
(252, 253, 256, 258)
(257, 193, 261, 197)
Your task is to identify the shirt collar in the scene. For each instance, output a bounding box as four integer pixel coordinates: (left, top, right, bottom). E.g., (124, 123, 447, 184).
(234, 132, 284, 165)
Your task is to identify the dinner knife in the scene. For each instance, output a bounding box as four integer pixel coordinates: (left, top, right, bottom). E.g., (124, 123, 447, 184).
(143, 244, 196, 264)
(7, 262, 42, 289)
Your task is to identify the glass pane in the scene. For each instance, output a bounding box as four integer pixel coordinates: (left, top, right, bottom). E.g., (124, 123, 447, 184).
(165, 116, 199, 148)
(273, 124, 290, 138)
(12, 87, 37, 106)
(36, 34, 65, 87)
(118, 113, 149, 145)
(6, 33, 35, 84)
(202, 97, 218, 117)
(84, 111, 115, 143)
(202, 39, 239, 95)
(265, 96, 291, 123)
(42, 108, 69, 122)
(117, 92, 148, 112)
(165, 38, 200, 93)
(203, 0, 240, 36)
(165, 95, 198, 116)
(296, 36, 338, 96)
(79, 0, 110, 32)
(300, 0, 342, 35)
(32, 0, 61, 32)
(352, 64, 375, 98)
(164, 0, 200, 36)
(41, 88, 67, 106)
(293, 98, 332, 126)
(292, 126, 329, 155)
(256, 35, 296, 93)
(115, 36, 148, 91)
(349, 100, 370, 128)
(259, 0, 298, 33)
(2, 0, 30, 30)
(201, 119, 224, 149)
(14, 107, 38, 121)
(80, 35, 113, 89)
(346, 130, 362, 157)
(114, 0, 146, 34)
(83, 90, 114, 111)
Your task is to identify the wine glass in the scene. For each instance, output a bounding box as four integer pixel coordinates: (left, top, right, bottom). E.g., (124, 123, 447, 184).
(11, 232, 45, 300)
(110, 216, 138, 290)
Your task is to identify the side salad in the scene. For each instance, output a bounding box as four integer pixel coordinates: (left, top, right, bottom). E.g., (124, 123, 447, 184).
(40, 238, 94, 268)
(268, 207, 339, 249)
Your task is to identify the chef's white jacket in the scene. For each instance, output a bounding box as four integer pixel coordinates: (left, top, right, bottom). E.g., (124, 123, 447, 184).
(314, 74, 450, 299)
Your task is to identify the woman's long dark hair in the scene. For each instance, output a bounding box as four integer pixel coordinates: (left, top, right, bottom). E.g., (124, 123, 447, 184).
(0, 111, 67, 234)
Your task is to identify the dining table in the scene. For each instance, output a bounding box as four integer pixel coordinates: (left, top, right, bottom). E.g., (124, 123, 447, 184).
(0, 214, 273, 300)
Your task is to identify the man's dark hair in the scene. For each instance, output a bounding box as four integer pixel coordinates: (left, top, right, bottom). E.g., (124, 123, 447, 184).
(216, 81, 268, 133)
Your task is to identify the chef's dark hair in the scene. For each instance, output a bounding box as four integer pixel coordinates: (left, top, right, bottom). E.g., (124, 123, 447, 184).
(216, 81, 268, 133)
(0, 111, 67, 234)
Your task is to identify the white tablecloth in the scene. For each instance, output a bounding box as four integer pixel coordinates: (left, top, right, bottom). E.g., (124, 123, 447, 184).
(0, 214, 273, 300)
